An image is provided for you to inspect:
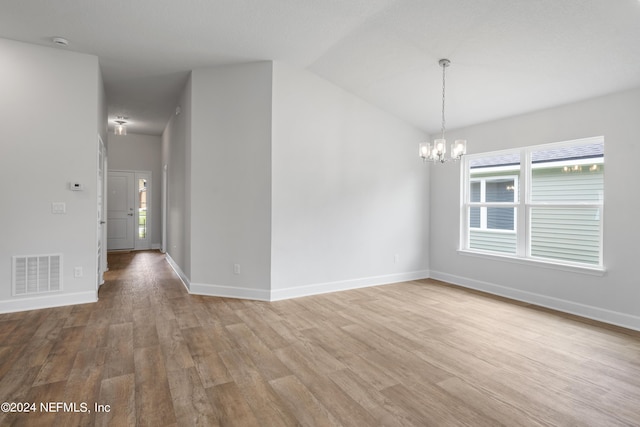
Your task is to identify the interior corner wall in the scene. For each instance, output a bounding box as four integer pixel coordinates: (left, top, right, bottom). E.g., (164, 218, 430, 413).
(108, 133, 163, 249)
(0, 38, 101, 312)
(429, 87, 640, 330)
(270, 62, 429, 300)
(162, 73, 192, 283)
(188, 62, 273, 300)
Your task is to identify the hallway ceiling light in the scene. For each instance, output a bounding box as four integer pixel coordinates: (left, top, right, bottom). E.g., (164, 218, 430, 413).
(419, 59, 467, 163)
(114, 116, 128, 136)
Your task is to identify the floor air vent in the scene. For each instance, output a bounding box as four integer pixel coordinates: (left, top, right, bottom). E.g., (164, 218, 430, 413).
(12, 254, 62, 295)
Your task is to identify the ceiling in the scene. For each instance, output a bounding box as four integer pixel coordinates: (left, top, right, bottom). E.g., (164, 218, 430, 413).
(2, 0, 640, 136)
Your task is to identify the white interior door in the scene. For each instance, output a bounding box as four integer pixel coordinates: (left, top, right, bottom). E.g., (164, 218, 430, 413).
(107, 171, 135, 250)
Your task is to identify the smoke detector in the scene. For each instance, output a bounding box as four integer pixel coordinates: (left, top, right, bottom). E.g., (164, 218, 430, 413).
(51, 37, 69, 47)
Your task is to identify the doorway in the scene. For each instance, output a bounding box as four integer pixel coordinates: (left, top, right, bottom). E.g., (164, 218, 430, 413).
(107, 170, 152, 251)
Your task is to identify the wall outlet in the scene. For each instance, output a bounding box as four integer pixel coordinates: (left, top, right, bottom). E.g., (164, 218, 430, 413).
(394, 254, 400, 264)
(233, 264, 241, 275)
(74, 267, 83, 278)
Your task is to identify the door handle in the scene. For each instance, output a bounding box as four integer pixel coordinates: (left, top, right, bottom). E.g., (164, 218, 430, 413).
(100, 221, 106, 224)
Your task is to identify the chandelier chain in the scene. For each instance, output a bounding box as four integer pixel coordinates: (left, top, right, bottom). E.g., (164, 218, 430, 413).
(441, 61, 446, 140)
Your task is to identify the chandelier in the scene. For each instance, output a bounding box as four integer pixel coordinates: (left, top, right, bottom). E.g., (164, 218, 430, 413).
(419, 59, 466, 163)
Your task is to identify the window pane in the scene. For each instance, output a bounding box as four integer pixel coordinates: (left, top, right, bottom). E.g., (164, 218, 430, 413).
(531, 142, 604, 203)
(470, 153, 520, 169)
(470, 152, 520, 203)
(486, 179, 515, 202)
(487, 207, 514, 230)
(470, 207, 480, 228)
(470, 181, 480, 202)
(469, 229, 516, 254)
(530, 207, 601, 265)
(138, 178, 147, 239)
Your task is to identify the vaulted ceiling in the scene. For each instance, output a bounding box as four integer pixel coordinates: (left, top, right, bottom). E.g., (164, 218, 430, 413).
(2, 0, 640, 136)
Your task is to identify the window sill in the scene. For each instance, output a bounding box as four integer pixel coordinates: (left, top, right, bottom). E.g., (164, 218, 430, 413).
(457, 249, 606, 276)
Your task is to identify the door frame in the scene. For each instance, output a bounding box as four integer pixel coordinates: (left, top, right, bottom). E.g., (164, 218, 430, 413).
(97, 135, 107, 287)
(162, 164, 167, 254)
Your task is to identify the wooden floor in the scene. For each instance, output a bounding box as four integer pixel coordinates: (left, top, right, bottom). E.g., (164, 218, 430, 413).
(1, 251, 639, 426)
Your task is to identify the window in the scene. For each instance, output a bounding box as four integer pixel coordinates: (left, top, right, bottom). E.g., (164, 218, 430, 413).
(461, 137, 604, 268)
(138, 178, 147, 239)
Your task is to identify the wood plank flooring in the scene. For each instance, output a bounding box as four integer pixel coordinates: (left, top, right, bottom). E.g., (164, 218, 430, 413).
(1, 250, 639, 426)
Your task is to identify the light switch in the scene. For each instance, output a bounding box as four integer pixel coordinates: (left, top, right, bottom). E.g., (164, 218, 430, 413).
(52, 202, 66, 214)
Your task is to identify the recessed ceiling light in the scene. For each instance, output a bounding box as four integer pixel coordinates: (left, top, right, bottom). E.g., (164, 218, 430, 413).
(51, 37, 69, 47)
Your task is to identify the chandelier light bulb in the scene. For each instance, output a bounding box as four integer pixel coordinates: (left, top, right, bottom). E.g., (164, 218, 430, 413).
(452, 139, 467, 157)
(419, 143, 430, 160)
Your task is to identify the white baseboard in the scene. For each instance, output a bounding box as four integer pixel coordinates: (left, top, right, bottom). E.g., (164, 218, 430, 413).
(270, 270, 431, 301)
(190, 283, 271, 301)
(185, 271, 430, 302)
(429, 270, 640, 332)
(0, 291, 98, 314)
(165, 253, 191, 293)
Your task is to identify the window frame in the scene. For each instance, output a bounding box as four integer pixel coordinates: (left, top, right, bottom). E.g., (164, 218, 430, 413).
(459, 136, 605, 273)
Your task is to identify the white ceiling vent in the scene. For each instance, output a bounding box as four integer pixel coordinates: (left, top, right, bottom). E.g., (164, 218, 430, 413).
(12, 254, 63, 296)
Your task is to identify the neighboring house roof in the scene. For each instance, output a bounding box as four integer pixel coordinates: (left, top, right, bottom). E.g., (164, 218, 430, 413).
(470, 142, 603, 169)
(531, 143, 604, 164)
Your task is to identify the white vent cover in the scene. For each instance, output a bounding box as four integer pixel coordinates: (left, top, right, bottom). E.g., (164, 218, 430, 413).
(12, 254, 62, 295)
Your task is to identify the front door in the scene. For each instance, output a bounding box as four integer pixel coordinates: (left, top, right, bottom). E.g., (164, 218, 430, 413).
(107, 171, 135, 250)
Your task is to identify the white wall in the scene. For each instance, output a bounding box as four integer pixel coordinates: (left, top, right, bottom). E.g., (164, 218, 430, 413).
(161, 61, 429, 300)
(429, 88, 640, 330)
(162, 74, 192, 281)
(270, 62, 429, 299)
(108, 133, 163, 249)
(189, 63, 273, 299)
(0, 38, 101, 312)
